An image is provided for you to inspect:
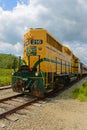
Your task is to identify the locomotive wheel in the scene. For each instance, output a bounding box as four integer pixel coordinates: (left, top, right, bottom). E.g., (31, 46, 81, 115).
(54, 78, 64, 90)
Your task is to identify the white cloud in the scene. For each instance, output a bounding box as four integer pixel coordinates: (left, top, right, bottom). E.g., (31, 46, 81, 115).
(0, 0, 87, 64)
(63, 41, 87, 65)
(78, 0, 87, 10)
(0, 41, 23, 56)
(0, 42, 13, 51)
(14, 42, 23, 53)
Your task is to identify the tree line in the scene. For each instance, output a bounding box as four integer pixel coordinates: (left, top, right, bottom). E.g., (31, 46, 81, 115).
(0, 54, 19, 69)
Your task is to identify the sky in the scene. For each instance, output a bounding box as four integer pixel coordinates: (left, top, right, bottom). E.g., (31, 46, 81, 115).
(0, 0, 87, 65)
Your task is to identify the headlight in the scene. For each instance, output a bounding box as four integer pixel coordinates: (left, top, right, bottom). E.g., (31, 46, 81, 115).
(12, 72, 14, 75)
(35, 72, 39, 76)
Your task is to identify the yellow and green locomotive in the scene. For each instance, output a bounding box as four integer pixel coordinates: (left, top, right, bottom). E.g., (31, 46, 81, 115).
(12, 28, 82, 97)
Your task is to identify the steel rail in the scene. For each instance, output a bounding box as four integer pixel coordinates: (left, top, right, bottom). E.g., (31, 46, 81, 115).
(0, 94, 24, 102)
(0, 86, 63, 119)
(0, 97, 38, 119)
(0, 86, 11, 90)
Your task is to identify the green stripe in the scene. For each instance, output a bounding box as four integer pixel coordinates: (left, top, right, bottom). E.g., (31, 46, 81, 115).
(33, 58, 77, 69)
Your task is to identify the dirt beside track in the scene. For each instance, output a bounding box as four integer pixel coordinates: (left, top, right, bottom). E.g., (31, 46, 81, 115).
(0, 77, 87, 130)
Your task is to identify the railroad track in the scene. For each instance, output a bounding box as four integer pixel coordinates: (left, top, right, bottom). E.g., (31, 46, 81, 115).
(0, 86, 11, 90)
(0, 78, 84, 120)
(0, 93, 39, 119)
(0, 88, 60, 120)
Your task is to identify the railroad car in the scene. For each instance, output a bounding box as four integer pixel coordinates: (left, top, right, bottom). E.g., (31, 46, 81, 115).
(80, 63, 87, 75)
(12, 28, 87, 97)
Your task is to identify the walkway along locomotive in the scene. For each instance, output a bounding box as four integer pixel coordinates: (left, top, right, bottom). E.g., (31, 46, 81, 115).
(12, 28, 87, 97)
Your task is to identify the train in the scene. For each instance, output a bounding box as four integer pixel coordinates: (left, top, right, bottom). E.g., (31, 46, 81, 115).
(12, 28, 87, 97)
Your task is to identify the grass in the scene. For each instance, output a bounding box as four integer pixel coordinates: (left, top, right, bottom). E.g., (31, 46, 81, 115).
(0, 69, 12, 86)
(72, 81, 87, 101)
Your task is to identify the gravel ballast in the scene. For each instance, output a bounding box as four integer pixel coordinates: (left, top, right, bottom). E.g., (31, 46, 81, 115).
(0, 77, 87, 130)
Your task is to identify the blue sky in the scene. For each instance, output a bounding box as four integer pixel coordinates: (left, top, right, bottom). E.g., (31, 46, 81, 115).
(0, 0, 87, 65)
(0, 0, 28, 10)
(0, 0, 17, 10)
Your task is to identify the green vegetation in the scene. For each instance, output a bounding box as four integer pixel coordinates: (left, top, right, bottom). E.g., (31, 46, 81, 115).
(0, 69, 12, 86)
(72, 81, 87, 101)
(0, 54, 17, 69)
(0, 53, 25, 86)
(0, 54, 18, 86)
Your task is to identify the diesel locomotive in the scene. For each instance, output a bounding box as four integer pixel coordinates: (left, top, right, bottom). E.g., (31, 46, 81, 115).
(12, 28, 87, 97)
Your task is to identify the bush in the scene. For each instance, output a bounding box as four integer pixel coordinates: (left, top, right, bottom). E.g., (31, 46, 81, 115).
(72, 81, 87, 101)
(83, 81, 87, 87)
